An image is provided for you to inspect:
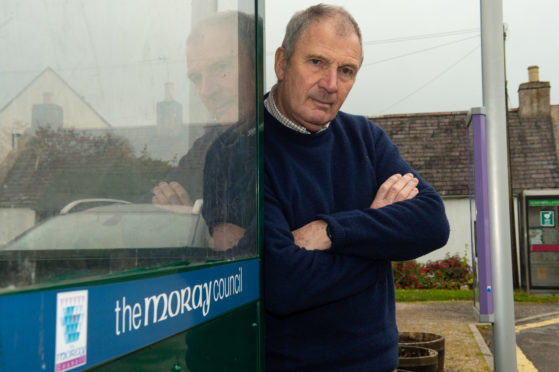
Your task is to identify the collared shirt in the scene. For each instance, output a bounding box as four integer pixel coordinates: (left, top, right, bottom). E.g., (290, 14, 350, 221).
(264, 85, 330, 134)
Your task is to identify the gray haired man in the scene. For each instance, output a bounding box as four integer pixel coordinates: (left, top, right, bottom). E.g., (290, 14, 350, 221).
(263, 4, 449, 371)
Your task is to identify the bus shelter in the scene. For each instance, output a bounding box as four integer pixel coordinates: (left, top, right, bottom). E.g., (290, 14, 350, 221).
(0, 1, 264, 370)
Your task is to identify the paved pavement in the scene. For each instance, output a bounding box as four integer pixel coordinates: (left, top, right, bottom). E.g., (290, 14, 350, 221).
(511, 303, 559, 372)
(395, 301, 559, 372)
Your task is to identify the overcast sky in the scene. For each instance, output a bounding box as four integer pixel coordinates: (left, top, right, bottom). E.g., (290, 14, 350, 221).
(265, 0, 559, 116)
(0, 0, 194, 127)
(1, 1, 557, 127)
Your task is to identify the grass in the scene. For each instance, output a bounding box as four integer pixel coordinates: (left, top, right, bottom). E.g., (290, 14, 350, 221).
(513, 290, 559, 303)
(395, 289, 559, 303)
(396, 289, 474, 302)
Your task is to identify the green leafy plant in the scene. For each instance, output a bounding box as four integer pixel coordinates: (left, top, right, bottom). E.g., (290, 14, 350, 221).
(393, 254, 473, 290)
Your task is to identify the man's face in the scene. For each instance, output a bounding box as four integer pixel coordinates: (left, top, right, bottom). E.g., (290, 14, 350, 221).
(274, 17, 361, 132)
(187, 26, 254, 125)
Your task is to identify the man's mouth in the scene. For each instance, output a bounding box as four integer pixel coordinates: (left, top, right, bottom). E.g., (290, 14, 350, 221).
(207, 98, 233, 116)
(312, 98, 334, 109)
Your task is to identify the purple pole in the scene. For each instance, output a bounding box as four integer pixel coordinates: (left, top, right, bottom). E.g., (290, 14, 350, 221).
(471, 108, 494, 321)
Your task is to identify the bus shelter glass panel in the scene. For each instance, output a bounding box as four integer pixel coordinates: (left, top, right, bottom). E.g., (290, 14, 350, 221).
(0, 0, 259, 292)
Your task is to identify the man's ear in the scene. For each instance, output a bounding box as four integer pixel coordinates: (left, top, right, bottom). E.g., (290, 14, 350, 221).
(274, 47, 287, 81)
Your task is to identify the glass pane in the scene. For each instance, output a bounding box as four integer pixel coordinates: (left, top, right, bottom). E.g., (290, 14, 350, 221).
(527, 199, 559, 287)
(0, 0, 258, 291)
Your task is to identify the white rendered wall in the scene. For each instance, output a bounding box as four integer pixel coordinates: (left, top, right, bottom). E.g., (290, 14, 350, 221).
(416, 198, 473, 266)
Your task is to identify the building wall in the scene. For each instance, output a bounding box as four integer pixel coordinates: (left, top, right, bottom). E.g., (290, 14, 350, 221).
(0, 208, 35, 247)
(0, 69, 110, 163)
(416, 197, 523, 288)
(416, 197, 473, 266)
(552, 105, 559, 162)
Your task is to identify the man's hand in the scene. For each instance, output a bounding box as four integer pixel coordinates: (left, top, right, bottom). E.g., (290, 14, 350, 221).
(370, 173, 418, 209)
(291, 174, 418, 251)
(292, 220, 331, 251)
(211, 223, 246, 251)
(152, 181, 194, 214)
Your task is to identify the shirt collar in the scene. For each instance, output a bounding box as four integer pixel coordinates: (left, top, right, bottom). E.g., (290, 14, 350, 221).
(264, 85, 330, 134)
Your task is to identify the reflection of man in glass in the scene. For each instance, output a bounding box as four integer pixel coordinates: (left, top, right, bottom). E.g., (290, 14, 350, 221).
(179, 11, 258, 371)
(151, 11, 255, 212)
(198, 11, 257, 255)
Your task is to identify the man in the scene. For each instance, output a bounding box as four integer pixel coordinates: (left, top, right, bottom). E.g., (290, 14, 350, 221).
(264, 4, 449, 371)
(151, 11, 255, 214)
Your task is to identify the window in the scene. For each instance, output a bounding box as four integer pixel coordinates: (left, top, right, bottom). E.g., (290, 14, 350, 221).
(0, 0, 259, 291)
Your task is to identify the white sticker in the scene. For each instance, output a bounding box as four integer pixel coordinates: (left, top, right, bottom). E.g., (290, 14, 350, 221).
(55, 290, 88, 372)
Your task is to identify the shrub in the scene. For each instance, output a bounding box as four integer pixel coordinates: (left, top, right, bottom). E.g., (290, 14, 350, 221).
(393, 254, 472, 290)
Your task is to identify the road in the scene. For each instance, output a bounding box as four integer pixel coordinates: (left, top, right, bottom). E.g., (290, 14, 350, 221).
(514, 302, 559, 372)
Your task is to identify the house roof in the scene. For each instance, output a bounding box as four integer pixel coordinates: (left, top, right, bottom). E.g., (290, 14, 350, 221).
(370, 109, 559, 196)
(370, 111, 470, 196)
(0, 67, 112, 128)
(507, 109, 559, 193)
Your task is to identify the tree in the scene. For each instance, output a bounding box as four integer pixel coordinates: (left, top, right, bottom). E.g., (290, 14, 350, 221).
(0, 127, 174, 219)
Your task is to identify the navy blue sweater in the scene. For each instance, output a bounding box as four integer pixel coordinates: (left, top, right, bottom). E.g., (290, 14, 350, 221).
(264, 108, 449, 371)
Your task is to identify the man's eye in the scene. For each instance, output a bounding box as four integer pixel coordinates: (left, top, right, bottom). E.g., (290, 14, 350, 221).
(340, 67, 354, 77)
(310, 59, 321, 65)
(211, 62, 230, 75)
(188, 73, 201, 86)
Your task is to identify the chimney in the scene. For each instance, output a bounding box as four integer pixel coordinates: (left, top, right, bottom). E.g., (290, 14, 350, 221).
(43, 92, 54, 104)
(157, 82, 183, 135)
(31, 91, 63, 130)
(518, 65, 551, 118)
(164, 82, 174, 101)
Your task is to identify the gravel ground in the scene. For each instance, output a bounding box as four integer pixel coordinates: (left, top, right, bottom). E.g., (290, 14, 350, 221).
(396, 301, 491, 372)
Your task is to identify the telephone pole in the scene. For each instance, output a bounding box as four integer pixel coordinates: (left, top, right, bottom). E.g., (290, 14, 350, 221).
(480, 1, 518, 370)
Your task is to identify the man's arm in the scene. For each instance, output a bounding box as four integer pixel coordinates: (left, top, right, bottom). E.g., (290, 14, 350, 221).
(294, 124, 449, 261)
(297, 181, 448, 261)
(211, 222, 246, 251)
(264, 179, 389, 317)
(200, 128, 257, 253)
(322, 189, 448, 261)
(317, 127, 449, 261)
(293, 173, 419, 251)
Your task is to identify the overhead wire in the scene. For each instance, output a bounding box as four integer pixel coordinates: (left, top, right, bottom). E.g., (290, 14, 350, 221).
(266, 27, 480, 56)
(363, 27, 479, 46)
(362, 34, 479, 67)
(378, 44, 480, 115)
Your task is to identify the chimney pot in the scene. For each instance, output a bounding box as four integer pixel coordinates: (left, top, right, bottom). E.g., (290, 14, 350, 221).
(528, 65, 539, 82)
(518, 65, 550, 118)
(43, 92, 53, 104)
(157, 83, 183, 134)
(164, 82, 174, 101)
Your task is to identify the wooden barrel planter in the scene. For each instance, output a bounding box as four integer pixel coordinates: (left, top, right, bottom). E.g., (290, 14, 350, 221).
(399, 332, 445, 372)
(398, 346, 438, 372)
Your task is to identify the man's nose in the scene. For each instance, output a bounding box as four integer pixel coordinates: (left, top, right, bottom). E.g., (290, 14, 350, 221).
(318, 67, 338, 93)
(198, 75, 220, 98)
